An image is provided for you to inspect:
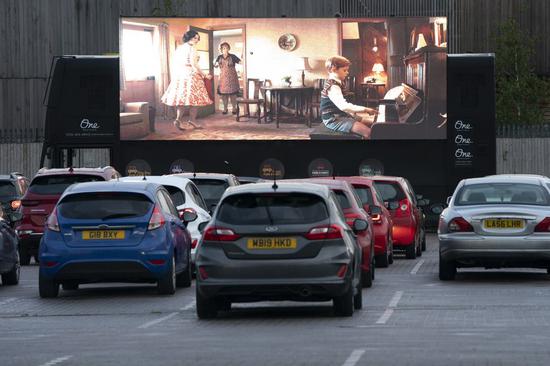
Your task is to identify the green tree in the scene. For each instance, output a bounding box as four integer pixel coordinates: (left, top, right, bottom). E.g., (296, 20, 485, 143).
(494, 18, 549, 125)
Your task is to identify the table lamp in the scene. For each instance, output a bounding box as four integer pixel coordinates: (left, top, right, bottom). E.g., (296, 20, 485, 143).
(372, 63, 385, 82)
(296, 57, 312, 86)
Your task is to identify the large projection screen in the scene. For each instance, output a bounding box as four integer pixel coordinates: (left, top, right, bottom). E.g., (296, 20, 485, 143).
(120, 17, 447, 141)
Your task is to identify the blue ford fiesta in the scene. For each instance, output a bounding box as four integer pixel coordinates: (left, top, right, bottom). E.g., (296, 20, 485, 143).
(38, 181, 196, 298)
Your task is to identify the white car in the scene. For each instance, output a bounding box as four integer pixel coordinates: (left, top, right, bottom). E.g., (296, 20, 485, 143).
(120, 176, 211, 262)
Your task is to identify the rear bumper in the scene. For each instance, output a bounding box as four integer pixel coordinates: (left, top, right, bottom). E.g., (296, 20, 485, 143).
(392, 223, 415, 247)
(373, 225, 389, 255)
(439, 234, 550, 267)
(0, 260, 17, 274)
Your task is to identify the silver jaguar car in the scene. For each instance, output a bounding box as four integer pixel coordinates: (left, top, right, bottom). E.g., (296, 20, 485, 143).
(195, 182, 366, 318)
(438, 175, 550, 280)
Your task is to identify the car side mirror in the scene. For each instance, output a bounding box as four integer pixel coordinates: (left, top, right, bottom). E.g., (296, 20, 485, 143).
(446, 196, 452, 205)
(352, 218, 368, 233)
(179, 209, 198, 224)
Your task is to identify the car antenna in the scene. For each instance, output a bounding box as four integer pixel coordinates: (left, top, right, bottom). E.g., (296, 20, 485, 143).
(272, 170, 278, 190)
(142, 173, 147, 181)
(224, 160, 230, 174)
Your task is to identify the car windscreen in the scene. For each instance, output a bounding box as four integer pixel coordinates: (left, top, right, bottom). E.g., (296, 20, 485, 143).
(58, 192, 153, 219)
(192, 179, 229, 202)
(0, 182, 16, 199)
(29, 175, 105, 195)
(333, 190, 352, 209)
(164, 185, 186, 207)
(217, 193, 329, 225)
(455, 183, 550, 206)
(352, 185, 374, 206)
(374, 181, 406, 202)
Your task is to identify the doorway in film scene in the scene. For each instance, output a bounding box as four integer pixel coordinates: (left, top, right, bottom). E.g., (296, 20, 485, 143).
(120, 17, 447, 141)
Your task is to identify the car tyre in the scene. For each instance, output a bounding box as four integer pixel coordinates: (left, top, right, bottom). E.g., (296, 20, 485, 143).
(196, 287, 218, 319)
(354, 275, 363, 310)
(1, 264, 20, 286)
(388, 239, 394, 264)
(361, 269, 373, 288)
(421, 235, 427, 251)
(439, 255, 456, 281)
(333, 281, 354, 317)
(39, 273, 59, 298)
(416, 241, 423, 257)
(176, 253, 192, 288)
(405, 243, 417, 259)
(18, 246, 31, 266)
(375, 244, 390, 268)
(157, 256, 176, 295)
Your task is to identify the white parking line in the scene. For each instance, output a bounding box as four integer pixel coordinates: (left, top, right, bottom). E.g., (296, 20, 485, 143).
(0, 297, 17, 306)
(39, 355, 72, 366)
(180, 301, 195, 311)
(341, 349, 366, 366)
(138, 312, 179, 329)
(410, 259, 425, 275)
(375, 291, 403, 324)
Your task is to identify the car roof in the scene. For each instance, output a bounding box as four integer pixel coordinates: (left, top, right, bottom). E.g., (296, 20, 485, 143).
(170, 173, 235, 181)
(287, 178, 354, 191)
(62, 181, 163, 199)
(120, 175, 192, 188)
(223, 182, 331, 198)
(369, 175, 405, 183)
(463, 175, 549, 186)
(34, 166, 116, 177)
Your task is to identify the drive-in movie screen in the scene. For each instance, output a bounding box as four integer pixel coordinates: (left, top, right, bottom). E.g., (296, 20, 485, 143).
(120, 17, 447, 140)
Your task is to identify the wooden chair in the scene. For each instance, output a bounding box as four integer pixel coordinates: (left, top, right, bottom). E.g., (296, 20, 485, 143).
(236, 78, 264, 123)
(310, 78, 326, 123)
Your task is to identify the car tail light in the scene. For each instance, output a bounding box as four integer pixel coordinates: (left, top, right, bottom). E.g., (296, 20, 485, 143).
(305, 225, 343, 240)
(337, 264, 348, 278)
(11, 200, 21, 210)
(21, 200, 39, 207)
(191, 239, 198, 249)
(46, 208, 60, 232)
(535, 217, 550, 232)
(198, 266, 209, 280)
(148, 205, 165, 231)
(44, 261, 58, 268)
(148, 259, 166, 265)
(448, 217, 473, 232)
(371, 213, 382, 224)
(203, 227, 240, 241)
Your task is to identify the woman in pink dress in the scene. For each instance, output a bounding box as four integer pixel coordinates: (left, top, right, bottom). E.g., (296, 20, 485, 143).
(161, 30, 213, 130)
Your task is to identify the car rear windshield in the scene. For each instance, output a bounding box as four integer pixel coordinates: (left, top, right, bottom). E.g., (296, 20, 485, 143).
(374, 181, 406, 202)
(164, 185, 185, 207)
(352, 185, 374, 206)
(192, 179, 228, 201)
(455, 183, 550, 206)
(29, 175, 105, 195)
(0, 182, 16, 198)
(217, 193, 329, 225)
(58, 192, 153, 219)
(333, 190, 352, 209)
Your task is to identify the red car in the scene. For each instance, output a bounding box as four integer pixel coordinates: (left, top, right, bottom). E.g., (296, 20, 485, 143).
(16, 166, 121, 265)
(371, 176, 425, 259)
(336, 177, 394, 267)
(291, 178, 376, 288)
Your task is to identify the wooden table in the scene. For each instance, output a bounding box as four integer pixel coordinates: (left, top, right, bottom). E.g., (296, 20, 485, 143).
(361, 82, 386, 108)
(260, 86, 314, 128)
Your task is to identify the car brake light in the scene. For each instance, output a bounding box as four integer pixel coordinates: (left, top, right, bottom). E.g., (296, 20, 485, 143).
(21, 200, 39, 207)
(46, 208, 60, 232)
(535, 217, 550, 232)
(337, 264, 348, 278)
(191, 239, 198, 249)
(148, 259, 166, 265)
(371, 213, 382, 223)
(448, 217, 473, 232)
(148, 205, 166, 231)
(203, 227, 240, 241)
(11, 200, 21, 210)
(305, 225, 343, 240)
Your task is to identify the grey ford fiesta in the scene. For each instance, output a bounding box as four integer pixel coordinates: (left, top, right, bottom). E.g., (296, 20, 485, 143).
(195, 182, 366, 319)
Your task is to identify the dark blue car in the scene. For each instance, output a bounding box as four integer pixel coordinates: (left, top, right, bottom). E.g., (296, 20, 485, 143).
(0, 206, 21, 286)
(39, 181, 197, 298)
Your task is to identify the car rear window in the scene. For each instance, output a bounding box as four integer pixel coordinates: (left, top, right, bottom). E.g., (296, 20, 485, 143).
(217, 193, 329, 225)
(29, 175, 105, 195)
(0, 182, 16, 198)
(164, 185, 185, 207)
(352, 185, 374, 206)
(59, 192, 153, 219)
(374, 181, 406, 202)
(455, 183, 550, 206)
(192, 179, 229, 201)
(333, 190, 351, 209)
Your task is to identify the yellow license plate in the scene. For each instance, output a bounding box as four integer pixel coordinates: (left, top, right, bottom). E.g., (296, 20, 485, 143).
(247, 237, 297, 249)
(483, 219, 524, 229)
(82, 230, 126, 240)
